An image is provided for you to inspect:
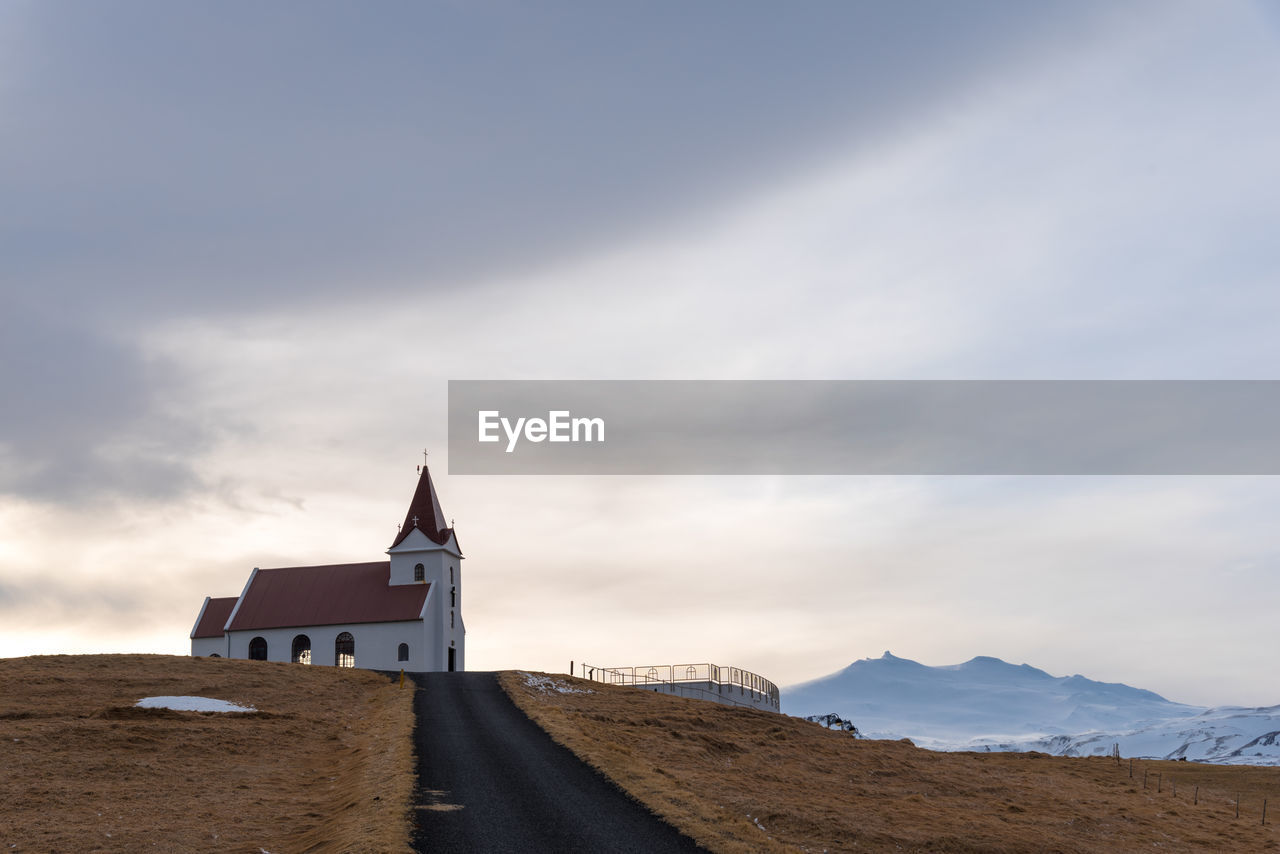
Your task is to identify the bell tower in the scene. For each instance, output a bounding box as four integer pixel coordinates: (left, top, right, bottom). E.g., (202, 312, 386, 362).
(387, 462, 464, 670)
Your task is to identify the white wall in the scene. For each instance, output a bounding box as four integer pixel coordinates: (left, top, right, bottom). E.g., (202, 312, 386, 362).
(388, 527, 465, 670)
(388, 528, 461, 585)
(191, 636, 229, 658)
(225, 619, 437, 672)
(635, 681, 780, 713)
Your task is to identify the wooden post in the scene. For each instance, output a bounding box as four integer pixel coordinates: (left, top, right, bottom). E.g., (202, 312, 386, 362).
(399, 668, 405, 688)
(1172, 778, 1176, 798)
(1194, 786, 1198, 805)
(1143, 769, 1149, 789)
(1157, 773, 1162, 793)
(570, 660, 574, 677)
(1264, 798, 1268, 826)
(1237, 794, 1240, 819)
(1129, 758, 1133, 778)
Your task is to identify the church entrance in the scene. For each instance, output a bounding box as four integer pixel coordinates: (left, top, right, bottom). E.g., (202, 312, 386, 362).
(448, 647, 456, 672)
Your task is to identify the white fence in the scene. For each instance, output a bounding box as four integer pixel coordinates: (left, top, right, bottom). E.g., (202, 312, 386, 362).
(577, 662, 780, 713)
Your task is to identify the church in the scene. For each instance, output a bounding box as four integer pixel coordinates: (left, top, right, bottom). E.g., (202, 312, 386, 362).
(190, 464, 465, 672)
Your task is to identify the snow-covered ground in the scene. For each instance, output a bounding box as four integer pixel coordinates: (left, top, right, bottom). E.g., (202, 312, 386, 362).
(136, 696, 256, 713)
(783, 652, 1280, 765)
(519, 672, 594, 695)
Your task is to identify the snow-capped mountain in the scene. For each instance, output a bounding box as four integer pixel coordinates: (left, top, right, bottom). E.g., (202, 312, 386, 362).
(783, 651, 1280, 765)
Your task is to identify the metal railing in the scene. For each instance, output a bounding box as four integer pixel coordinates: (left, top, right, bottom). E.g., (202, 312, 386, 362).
(578, 661, 780, 710)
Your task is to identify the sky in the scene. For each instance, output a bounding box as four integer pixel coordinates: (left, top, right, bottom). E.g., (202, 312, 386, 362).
(3, 1, 1280, 707)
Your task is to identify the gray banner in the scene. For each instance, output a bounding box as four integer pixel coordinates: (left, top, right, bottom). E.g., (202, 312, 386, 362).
(447, 380, 1280, 474)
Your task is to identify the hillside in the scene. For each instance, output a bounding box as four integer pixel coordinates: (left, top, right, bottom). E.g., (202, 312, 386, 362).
(784, 652, 1280, 763)
(8, 656, 1280, 852)
(0, 654, 413, 853)
(502, 670, 1280, 853)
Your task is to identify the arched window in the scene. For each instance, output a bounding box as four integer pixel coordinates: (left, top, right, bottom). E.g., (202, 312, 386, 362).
(397, 643, 409, 662)
(335, 632, 355, 668)
(209, 653, 221, 658)
(292, 634, 312, 665)
(414, 563, 424, 582)
(248, 637, 268, 661)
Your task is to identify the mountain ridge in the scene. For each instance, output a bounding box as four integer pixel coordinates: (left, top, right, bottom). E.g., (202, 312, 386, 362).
(783, 651, 1280, 765)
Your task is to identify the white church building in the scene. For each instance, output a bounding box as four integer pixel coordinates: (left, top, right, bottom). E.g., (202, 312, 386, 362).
(190, 465, 464, 672)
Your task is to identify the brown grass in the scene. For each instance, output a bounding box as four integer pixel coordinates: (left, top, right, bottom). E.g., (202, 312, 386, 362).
(500, 671, 1280, 853)
(0, 654, 414, 853)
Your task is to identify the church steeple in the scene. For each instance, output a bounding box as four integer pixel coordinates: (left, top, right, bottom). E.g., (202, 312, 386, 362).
(391, 464, 452, 548)
(384, 461, 465, 670)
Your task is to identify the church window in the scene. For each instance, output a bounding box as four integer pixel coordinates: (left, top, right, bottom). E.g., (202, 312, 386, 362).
(249, 637, 268, 661)
(450, 610, 454, 628)
(414, 563, 424, 582)
(335, 632, 355, 667)
(449, 566, 453, 583)
(292, 634, 312, 665)
(398, 643, 409, 662)
(450, 586, 455, 607)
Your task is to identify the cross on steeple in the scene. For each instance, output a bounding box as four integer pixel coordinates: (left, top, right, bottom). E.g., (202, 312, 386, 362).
(391, 459, 449, 549)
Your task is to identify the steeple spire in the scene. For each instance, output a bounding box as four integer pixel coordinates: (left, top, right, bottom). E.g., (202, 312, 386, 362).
(391, 464, 451, 548)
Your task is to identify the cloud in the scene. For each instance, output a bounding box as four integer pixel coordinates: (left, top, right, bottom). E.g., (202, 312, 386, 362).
(5, 0, 1280, 710)
(0, 305, 206, 502)
(1, 1, 1120, 322)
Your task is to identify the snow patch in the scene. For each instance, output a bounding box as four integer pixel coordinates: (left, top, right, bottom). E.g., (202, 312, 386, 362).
(136, 696, 256, 713)
(805, 712, 859, 734)
(519, 672, 594, 695)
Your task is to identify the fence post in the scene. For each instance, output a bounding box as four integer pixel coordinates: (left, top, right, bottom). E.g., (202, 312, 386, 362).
(1129, 758, 1133, 778)
(570, 660, 574, 676)
(1264, 798, 1268, 826)
(1236, 794, 1240, 819)
(1143, 769, 1149, 789)
(1157, 773, 1162, 793)
(1194, 786, 1198, 805)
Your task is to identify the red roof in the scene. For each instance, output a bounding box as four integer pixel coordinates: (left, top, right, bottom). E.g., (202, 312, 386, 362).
(390, 465, 455, 549)
(226, 562, 430, 631)
(192, 596, 238, 638)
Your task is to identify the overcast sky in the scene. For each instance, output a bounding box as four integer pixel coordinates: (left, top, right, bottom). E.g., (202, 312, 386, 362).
(3, 1, 1279, 707)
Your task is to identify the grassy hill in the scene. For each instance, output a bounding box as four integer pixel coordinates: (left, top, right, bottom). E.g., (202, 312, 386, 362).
(5, 656, 1279, 852)
(0, 654, 413, 853)
(502, 671, 1280, 853)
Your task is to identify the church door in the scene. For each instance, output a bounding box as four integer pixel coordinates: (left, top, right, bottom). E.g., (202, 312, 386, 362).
(447, 647, 456, 672)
